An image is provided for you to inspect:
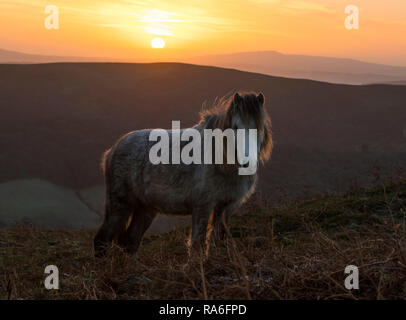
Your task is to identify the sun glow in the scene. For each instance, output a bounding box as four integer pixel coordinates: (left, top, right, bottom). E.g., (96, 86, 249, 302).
(151, 37, 165, 49)
(1, 1, 406, 65)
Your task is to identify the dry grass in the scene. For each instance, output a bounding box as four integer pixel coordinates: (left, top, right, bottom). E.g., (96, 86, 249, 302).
(1, 179, 406, 300)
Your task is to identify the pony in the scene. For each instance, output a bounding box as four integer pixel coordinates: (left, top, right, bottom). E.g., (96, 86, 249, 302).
(94, 91, 273, 258)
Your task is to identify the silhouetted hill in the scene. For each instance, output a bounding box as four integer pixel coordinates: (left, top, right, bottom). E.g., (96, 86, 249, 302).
(0, 63, 405, 206)
(370, 80, 406, 86)
(185, 51, 406, 85)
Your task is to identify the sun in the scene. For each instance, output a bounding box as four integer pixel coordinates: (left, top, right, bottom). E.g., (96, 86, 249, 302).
(151, 37, 165, 48)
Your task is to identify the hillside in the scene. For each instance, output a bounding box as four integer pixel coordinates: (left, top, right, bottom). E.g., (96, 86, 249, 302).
(1, 62, 405, 228)
(371, 80, 406, 86)
(1, 179, 405, 299)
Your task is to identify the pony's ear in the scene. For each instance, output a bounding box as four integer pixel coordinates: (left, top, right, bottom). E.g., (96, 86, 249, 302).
(233, 92, 242, 105)
(257, 92, 265, 105)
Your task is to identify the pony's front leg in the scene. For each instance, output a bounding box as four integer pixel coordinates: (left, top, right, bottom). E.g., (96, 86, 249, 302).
(213, 213, 227, 241)
(188, 207, 212, 257)
(212, 203, 237, 241)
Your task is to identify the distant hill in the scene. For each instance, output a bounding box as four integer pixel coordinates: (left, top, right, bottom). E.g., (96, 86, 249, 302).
(0, 62, 405, 208)
(185, 51, 406, 85)
(0, 48, 110, 64)
(3, 48, 406, 85)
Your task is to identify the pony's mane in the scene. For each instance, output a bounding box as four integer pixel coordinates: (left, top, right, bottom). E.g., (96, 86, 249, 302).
(198, 91, 273, 163)
(198, 93, 232, 130)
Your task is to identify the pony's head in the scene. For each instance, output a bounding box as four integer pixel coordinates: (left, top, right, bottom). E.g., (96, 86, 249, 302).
(224, 92, 273, 166)
(200, 91, 273, 172)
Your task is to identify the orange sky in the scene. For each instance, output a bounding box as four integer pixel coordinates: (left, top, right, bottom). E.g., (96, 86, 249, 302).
(1, 0, 406, 65)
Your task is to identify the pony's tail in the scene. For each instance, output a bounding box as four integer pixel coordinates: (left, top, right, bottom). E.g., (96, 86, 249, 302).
(100, 149, 111, 174)
(94, 148, 113, 256)
(101, 148, 112, 216)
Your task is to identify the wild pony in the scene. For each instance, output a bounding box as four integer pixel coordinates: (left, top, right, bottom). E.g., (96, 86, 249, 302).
(94, 91, 273, 258)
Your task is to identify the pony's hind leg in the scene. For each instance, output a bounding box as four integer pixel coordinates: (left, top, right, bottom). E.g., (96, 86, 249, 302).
(94, 194, 133, 257)
(117, 202, 157, 258)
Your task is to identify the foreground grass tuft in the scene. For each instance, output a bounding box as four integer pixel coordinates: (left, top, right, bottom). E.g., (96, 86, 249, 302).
(1, 180, 406, 299)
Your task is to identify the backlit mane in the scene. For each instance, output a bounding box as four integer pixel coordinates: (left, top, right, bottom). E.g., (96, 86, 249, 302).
(198, 91, 273, 163)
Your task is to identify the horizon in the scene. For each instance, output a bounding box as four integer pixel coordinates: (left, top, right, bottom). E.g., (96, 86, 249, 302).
(3, 47, 406, 68)
(1, 0, 406, 66)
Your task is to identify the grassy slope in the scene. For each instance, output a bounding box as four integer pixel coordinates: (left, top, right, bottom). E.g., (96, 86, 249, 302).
(1, 179, 406, 300)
